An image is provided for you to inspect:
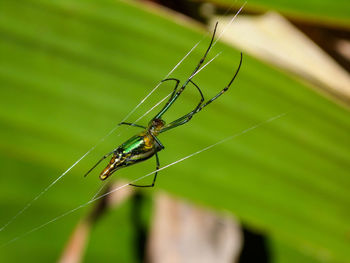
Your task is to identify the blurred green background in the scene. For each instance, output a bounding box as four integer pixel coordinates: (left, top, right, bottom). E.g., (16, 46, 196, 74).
(0, 0, 349, 262)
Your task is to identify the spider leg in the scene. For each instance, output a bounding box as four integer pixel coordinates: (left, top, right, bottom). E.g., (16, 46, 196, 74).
(159, 115, 193, 133)
(161, 78, 180, 99)
(151, 134, 165, 150)
(152, 78, 180, 120)
(129, 152, 160, 187)
(160, 53, 242, 133)
(119, 122, 146, 129)
(159, 80, 204, 133)
(154, 23, 218, 120)
(188, 79, 205, 110)
(84, 151, 114, 177)
(195, 52, 243, 114)
(186, 22, 218, 82)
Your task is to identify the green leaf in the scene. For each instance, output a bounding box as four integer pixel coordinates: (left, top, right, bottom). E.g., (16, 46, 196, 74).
(0, 0, 349, 262)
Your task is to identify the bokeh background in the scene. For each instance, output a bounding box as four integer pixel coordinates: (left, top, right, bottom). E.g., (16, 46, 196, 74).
(0, 0, 349, 262)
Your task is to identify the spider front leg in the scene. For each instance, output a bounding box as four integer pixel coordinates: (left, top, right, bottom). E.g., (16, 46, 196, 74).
(194, 52, 243, 114)
(186, 22, 218, 81)
(129, 152, 160, 188)
(153, 78, 180, 120)
(159, 112, 195, 133)
(159, 53, 242, 134)
(161, 78, 180, 99)
(159, 80, 204, 133)
(153, 24, 218, 121)
(119, 122, 146, 129)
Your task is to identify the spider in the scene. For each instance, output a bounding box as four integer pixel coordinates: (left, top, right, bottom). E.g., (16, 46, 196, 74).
(84, 23, 243, 187)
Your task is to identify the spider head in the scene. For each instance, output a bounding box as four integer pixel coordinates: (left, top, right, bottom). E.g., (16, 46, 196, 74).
(148, 118, 165, 135)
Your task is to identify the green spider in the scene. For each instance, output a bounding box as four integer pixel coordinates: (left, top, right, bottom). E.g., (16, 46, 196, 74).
(84, 23, 242, 187)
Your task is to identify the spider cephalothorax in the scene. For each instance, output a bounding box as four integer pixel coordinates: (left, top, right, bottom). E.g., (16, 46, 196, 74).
(149, 118, 165, 135)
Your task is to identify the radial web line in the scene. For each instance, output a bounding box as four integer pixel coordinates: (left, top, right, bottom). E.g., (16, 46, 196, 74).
(0, 37, 201, 233)
(135, 51, 223, 124)
(121, 40, 201, 125)
(190, 52, 222, 80)
(132, 4, 247, 125)
(1, 2, 247, 237)
(214, 2, 246, 46)
(1, 112, 287, 247)
(92, 3, 247, 140)
(184, 3, 245, 83)
(88, 50, 222, 199)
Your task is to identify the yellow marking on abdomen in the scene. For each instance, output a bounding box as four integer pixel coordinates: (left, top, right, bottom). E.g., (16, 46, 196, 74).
(143, 134, 154, 149)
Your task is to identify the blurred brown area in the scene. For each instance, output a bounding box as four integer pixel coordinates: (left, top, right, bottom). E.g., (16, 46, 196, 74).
(293, 21, 350, 73)
(147, 193, 242, 263)
(59, 184, 245, 263)
(58, 182, 134, 263)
